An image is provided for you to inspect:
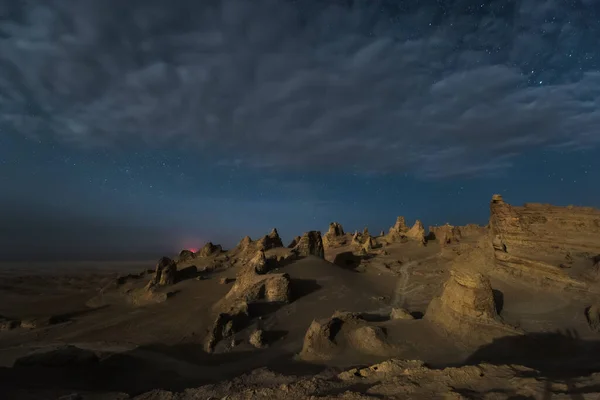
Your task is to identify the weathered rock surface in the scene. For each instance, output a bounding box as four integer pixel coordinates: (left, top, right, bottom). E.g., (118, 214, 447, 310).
(249, 329, 267, 348)
(198, 242, 222, 257)
(586, 304, 600, 332)
(153, 257, 177, 286)
(287, 236, 301, 248)
(323, 222, 348, 248)
(390, 308, 414, 320)
(248, 250, 268, 274)
(178, 249, 196, 262)
(405, 220, 426, 244)
(299, 317, 343, 361)
(205, 301, 250, 353)
(256, 229, 284, 251)
(293, 231, 325, 258)
(224, 269, 291, 304)
(489, 194, 600, 288)
(429, 224, 462, 247)
(425, 268, 522, 343)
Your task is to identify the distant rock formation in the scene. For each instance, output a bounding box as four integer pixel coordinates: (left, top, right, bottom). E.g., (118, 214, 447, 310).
(199, 242, 223, 257)
(327, 222, 345, 237)
(178, 249, 196, 262)
(323, 222, 347, 248)
(489, 194, 600, 288)
(256, 228, 284, 251)
(429, 224, 462, 247)
(425, 268, 522, 344)
(406, 220, 426, 245)
(390, 216, 408, 235)
(206, 255, 292, 352)
(363, 227, 369, 236)
(293, 231, 325, 258)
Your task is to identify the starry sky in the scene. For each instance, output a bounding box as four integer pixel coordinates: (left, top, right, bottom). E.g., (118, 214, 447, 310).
(1, 0, 599, 262)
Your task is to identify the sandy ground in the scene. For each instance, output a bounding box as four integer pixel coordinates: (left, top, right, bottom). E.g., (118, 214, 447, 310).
(1, 235, 600, 399)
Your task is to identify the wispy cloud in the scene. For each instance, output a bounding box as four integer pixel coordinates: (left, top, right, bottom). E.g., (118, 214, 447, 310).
(1, 0, 599, 178)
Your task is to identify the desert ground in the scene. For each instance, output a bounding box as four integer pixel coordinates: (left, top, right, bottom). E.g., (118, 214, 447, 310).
(2, 194, 600, 399)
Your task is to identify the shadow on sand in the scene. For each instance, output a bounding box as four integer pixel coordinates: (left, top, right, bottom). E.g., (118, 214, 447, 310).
(458, 329, 600, 400)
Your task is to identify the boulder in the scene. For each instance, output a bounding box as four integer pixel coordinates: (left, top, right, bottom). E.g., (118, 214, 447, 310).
(249, 329, 267, 349)
(425, 269, 522, 343)
(390, 308, 414, 320)
(293, 231, 325, 258)
(299, 317, 343, 361)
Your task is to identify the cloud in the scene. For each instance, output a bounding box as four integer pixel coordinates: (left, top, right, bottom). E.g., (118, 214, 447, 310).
(1, 0, 599, 178)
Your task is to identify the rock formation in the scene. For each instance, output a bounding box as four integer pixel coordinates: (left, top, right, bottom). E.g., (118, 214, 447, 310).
(390, 216, 408, 234)
(293, 231, 325, 258)
(586, 304, 600, 333)
(425, 268, 522, 344)
(199, 242, 222, 257)
(256, 228, 284, 251)
(362, 227, 369, 236)
(205, 301, 250, 353)
(249, 329, 267, 348)
(390, 308, 414, 320)
(178, 249, 196, 262)
(323, 222, 347, 248)
(287, 236, 301, 248)
(430, 224, 461, 247)
(489, 194, 600, 288)
(405, 220, 426, 244)
(299, 317, 343, 361)
(153, 257, 177, 286)
(248, 250, 268, 274)
(238, 236, 253, 251)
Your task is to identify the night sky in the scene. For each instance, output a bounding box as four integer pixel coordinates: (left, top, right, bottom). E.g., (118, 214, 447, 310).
(1, 0, 599, 262)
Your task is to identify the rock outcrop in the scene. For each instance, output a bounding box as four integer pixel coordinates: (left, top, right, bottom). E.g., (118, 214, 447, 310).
(256, 228, 284, 251)
(293, 231, 325, 258)
(323, 222, 347, 248)
(299, 311, 400, 361)
(430, 224, 462, 247)
(390, 308, 414, 320)
(390, 216, 408, 235)
(205, 301, 250, 353)
(425, 268, 522, 344)
(199, 242, 222, 257)
(489, 194, 600, 288)
(178, 249, 196, 262)
(406, 220, 426, 244)
(153, 257, 177, 286)
(287, 236, 301, 248)
(248, 250, 268, 274)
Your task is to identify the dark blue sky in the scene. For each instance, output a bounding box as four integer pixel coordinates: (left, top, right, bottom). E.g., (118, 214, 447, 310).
(1, 0, 599, 261)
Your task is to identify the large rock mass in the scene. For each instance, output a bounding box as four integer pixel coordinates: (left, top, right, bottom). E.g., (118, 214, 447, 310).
(293, 231, 325, 258)
(198, 242, 223, 257)
(429, 224, 462, 247)
(405, 219, 426, 244)
(256, 228, 284, 251)
(153, 257, 178, 286)
(425, 268, 522, 344)
(323, 222, 347, 248)
(388, 216, 409, 238)
(489, 194, 600, 288)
